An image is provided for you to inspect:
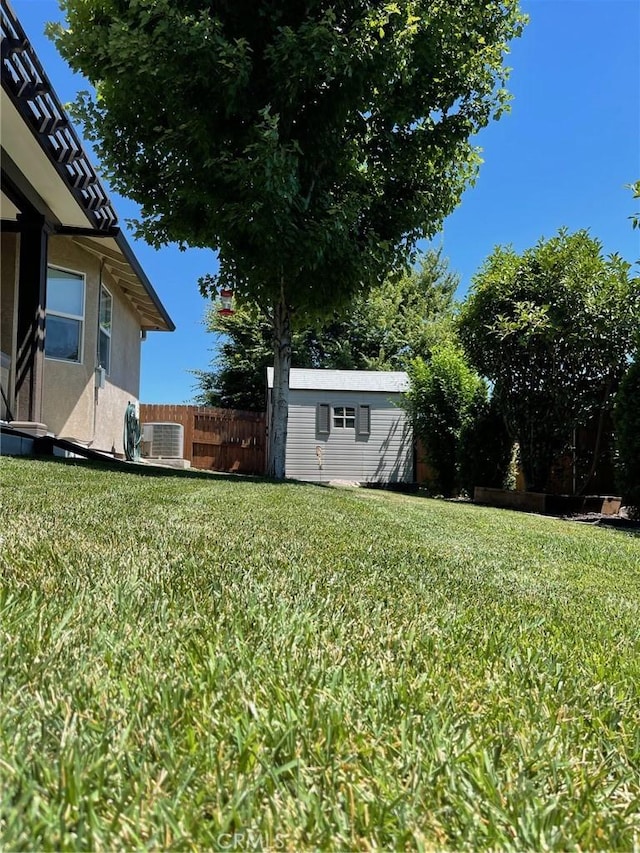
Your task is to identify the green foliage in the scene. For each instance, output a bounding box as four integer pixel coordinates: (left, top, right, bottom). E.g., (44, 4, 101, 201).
(194, 302, 274, 411)
(1, 457, 639, 850)
(195, 250, 459, 410)
(50, 0, 525, 313)
(459, 229, 639, 492)
(459, 394, 513, 495)
(614, 358, 640, 514)
(406, 345, 486, 496)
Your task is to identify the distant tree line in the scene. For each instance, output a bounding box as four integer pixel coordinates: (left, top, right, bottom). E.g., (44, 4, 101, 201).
(192, 248, 458, 411)
(195, 228, 639, 508)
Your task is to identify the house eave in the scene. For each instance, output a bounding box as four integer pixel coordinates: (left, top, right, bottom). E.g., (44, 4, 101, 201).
(1, 0, 116, 231)
(68, 233, 175, 332)
(1, 0, 175, 333)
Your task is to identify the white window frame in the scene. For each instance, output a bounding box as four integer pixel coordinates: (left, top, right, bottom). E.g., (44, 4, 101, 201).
(98, 283, 113, 375)
(45, 265, 85, 365)
(333, 405, 356, 429)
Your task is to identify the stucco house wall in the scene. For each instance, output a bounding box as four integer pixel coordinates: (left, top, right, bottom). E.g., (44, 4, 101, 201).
(41, 238, 142, 453)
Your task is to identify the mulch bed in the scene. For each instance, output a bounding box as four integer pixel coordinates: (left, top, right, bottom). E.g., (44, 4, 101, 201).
(562, 512, 640, 531)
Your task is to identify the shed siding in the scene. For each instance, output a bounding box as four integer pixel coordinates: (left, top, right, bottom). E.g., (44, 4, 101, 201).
(285, 389, 412, 483)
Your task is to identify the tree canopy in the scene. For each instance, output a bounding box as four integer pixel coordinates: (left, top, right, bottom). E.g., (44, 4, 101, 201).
(194, 249, 458, 410)
(458, 229, 639, 492)
(51, 0, 525, 477)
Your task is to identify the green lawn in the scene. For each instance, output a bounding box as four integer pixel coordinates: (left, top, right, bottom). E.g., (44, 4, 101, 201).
(1, 456, 638, 851)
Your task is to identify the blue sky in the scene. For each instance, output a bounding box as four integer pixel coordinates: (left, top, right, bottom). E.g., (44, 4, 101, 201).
(12, 0, 640, 404)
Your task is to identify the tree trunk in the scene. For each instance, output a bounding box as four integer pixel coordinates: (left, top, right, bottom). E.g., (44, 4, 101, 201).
(267, 296, 292, 480)
(520, 422, 557, 493)
(576, 376, 615, 495)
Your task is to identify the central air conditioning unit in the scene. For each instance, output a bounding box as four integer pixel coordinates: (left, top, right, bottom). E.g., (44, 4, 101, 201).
(141, 422, 184, 459)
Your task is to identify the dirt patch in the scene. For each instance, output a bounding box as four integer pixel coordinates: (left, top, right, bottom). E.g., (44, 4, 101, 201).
(562, 511, 640, 531)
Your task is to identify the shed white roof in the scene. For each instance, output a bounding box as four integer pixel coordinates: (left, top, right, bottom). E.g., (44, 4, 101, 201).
(266, 368, 410, 392)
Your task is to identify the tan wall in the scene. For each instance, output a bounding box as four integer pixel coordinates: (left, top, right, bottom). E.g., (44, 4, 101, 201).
(93, 262, 141, 454)
(0, 232, 19, 416)
(42, 237, 142, 453)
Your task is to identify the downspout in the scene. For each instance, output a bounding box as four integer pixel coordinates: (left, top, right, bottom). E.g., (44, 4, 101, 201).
(90, 258, 106, 445)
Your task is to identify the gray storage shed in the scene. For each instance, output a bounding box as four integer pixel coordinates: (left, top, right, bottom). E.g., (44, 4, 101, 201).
(266, 368, 413, 484)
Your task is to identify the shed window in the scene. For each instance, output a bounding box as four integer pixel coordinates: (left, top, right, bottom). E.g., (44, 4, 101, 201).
(357, 404, 371, 436)
(334, 406, 356, 429)
(316, 403, 331, 435)
(45, 267, 85, 363)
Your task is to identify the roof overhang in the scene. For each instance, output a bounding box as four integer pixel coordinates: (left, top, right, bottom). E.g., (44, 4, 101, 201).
(267, 368, 410, 393)
(1, 0, 174, 332)
(1, 0, 116, 231)
(72, 234, 175, 332)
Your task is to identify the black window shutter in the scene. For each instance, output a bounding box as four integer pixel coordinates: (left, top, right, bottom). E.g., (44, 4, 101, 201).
(317, 403, 330, 435)
(357, 404, 370, 435)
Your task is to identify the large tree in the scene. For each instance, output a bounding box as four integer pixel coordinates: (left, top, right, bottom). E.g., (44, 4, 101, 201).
(194, 249, 458, 410)
(458, 229, 639, 493)
(51, 0, 525, 477)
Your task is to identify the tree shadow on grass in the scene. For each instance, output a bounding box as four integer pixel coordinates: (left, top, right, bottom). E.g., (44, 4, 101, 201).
(18, 450, 323, 488)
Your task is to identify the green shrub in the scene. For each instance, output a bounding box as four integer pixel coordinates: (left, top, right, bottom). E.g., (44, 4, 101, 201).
(458, 229, 638, 492)
(406, 346, 485, 497)
(459, 395, 513, 495)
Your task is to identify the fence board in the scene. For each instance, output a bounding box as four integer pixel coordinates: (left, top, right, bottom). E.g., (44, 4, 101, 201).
(139, 404, 266, 475)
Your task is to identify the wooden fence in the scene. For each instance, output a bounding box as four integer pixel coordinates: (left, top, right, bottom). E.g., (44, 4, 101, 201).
(139, 404, 266, 475)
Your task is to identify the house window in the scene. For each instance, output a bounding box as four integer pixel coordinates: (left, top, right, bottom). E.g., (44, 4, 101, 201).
(98, 285, 112, 373)
(45, 267, 85, 363)
(334, 406, 356, 429)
